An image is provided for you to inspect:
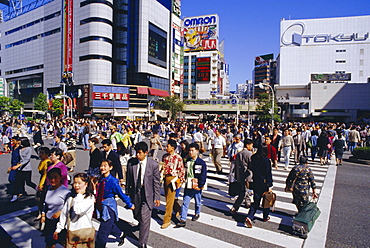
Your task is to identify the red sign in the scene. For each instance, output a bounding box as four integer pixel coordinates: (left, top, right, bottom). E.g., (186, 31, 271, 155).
(63, 0, 73, 72)
(196, 57, 211, 81)
(202, 39, 217, 50)
(92, 92, 130, 101)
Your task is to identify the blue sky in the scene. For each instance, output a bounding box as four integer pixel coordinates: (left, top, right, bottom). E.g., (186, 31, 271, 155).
(181, 0, 370, 91)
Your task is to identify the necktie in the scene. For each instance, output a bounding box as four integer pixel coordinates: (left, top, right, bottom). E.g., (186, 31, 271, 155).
(137, 162, 142, 191)
(96, 178, 106, 211)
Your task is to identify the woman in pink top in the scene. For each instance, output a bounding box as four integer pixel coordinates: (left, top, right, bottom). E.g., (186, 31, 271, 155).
(47, 148, 68, 188)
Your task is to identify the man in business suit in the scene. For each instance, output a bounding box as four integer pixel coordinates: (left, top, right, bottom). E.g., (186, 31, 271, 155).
(293, 129, 306, 165)
(102, 139, 124, 184)
(126, 142, 160, 248)
(230, 139, 254, 214)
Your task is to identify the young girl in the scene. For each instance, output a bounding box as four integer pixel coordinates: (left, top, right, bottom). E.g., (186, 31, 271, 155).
(41, 168, 70, 248)
(95, 160, 134, 248)
(2, 132, 11, 153)
(54, 173, 95, 248)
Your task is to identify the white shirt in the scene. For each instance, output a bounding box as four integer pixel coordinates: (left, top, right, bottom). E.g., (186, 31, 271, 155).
(193, 132, 203, 142)
(56, 194, 95, 232)
(137, 157, 147, 187)
(212, 135, 226, 148)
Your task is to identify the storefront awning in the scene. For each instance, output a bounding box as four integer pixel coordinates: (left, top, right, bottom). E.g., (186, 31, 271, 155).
(148, 88, 170, 97)
(137, 87, 148, 95)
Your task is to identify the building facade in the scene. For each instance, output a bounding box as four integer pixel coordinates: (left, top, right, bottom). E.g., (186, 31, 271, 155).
(277, 15, 370, 122)
(0, 0, 172, 118)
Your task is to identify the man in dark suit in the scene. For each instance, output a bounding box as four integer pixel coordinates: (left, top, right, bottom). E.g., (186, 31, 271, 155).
(102, 139, 124, 184)
(126, 142, 160, 248)
(230, 139, 254, 214)
(293, 129, 306, 164)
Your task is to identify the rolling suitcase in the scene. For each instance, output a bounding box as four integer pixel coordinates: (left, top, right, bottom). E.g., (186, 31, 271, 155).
(292, 202, 321, 239)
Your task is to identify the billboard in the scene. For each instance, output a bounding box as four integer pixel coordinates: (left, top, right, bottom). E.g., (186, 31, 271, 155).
(63, 0, 73, 72)
(196, 57, 211, 81)
(311, 73, 351, 81)
(255, 54, 273, 66)
(148, 22, 167, 68)
(183, 14, 218, 52)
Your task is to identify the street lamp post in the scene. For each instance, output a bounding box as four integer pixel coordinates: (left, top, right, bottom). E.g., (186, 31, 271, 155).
(258, 82, 275, 127)
(230, 93, 240, 126)
(55, 94, 72, 118)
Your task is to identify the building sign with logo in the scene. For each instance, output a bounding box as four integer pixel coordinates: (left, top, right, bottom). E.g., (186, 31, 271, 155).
(196, 57, 211, 81)
(92, 92, 129, 101)
(183, 14, 218, 52)
(92, 85, 129, 109)
(281, 18, 370, 47)
(255, 54, 273, 66)
(311, 73, 351, 81)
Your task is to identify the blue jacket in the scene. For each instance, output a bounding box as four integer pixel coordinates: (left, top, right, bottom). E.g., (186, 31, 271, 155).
(184, 157, 207, 188)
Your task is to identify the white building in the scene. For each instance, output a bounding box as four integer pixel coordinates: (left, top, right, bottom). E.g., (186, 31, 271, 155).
(279, 15, 370, 86)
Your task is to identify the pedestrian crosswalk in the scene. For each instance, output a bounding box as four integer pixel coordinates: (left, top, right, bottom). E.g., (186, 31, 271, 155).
(0, 157, 331, 248)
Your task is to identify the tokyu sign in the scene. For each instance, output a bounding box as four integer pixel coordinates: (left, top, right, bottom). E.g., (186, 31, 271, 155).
(281, 22, 369, 46)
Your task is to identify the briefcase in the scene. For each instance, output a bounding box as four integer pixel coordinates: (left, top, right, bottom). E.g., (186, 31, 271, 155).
(292, 202, 321, 239)
(261, 191, 276, 208)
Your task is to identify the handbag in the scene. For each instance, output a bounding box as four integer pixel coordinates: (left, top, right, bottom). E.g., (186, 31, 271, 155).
(228, 182, 241, 197)
(66, 198, 95, 248)
(7, 168, 17, 183)
(62, 152, 74, 165)
(262, 191, 276, 208)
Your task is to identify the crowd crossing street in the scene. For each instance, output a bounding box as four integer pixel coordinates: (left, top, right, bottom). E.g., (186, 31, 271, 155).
(0, 143, 335, 247)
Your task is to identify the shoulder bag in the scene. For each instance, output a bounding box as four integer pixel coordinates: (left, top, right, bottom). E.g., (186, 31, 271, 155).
(66, 198, 96, 248)
(262, 191, 276, 209)
(62, 152, 74, 165)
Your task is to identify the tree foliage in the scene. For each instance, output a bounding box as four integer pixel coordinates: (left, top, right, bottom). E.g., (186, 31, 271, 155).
(10, 99, 25, 114)
(51, 98, 64, 116)
(155, 95, 184, 120)
(34, 93, 48, 111)
(256, 93, 281, 123)
(0, 96, 11, 113)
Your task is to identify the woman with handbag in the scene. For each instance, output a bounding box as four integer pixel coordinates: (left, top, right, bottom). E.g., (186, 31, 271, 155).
(245, 146, 273, 228)
(54, 173, 95, 248)
(285, 156, 318, 211)
(10, 137, 37, 202)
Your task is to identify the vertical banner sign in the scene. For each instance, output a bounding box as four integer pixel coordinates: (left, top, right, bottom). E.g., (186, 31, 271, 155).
(63, 0, 73, 72)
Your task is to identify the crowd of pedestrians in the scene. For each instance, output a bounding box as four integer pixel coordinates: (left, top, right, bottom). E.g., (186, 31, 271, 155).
(1, 117, 370, 247)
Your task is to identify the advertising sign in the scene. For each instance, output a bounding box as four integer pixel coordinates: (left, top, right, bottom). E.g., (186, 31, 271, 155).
(183, 14, 218, 52)
(311, 73, 351, 81)
(196, 57, 211, 81)
(92, 92, 129, 101)
(63, 0, 73, 72)
(255, 54, 273, 66)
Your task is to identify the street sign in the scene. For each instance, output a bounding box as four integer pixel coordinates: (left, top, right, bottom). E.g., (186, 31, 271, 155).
(150, 102, 154, 107)
(18, 114, 25, 120)
(231, 98, 238, 105)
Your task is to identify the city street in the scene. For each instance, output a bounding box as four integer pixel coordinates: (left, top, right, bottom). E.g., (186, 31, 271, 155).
(0, 135, 369, 247)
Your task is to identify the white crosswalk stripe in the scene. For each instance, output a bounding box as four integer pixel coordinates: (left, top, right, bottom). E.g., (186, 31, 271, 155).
(0, 157, 330, 247)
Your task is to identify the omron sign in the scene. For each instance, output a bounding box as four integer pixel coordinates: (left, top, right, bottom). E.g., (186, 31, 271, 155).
(281, 22, 369, 46)
(184, 15, 217, 27)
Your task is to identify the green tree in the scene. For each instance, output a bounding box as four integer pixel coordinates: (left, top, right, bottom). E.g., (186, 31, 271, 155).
(10, 99, 25, 115)
(51, 98, 64, 116)
(0, 96, 11, 113)
(155, 95, 184, 120)
(34, 93, 48, 112)
(256, 93, 281, 123)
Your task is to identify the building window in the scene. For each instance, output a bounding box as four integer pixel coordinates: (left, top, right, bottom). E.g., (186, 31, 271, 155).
(335, 71, 345, 74)
(80, 0, 113, 8)
(80, 17, 113, 26)
(360, 60, 364, 66)
(5, 11, 61, 35)
(336, 49, 346, 53)
(360, 49, 364, 55)
(5, 64, 43, 75)
(335, 60, 346, 64)
(80, 36, 113, 44)
(5, 28, 61, 49)
(359, 70, 363, 77)
(79, 55, 112, 62)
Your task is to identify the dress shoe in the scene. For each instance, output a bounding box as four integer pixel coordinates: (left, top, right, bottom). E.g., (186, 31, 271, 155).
(118, 233, 126, 246)
(245, 217, 253, 228)
(230, 208, 236, 215)
(192, 214, 200, 221)
(10, 195, 18, 202)
(176, 220, 186, 227)
(263, 217, 270, 222)
(161, 222, 171, 229)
